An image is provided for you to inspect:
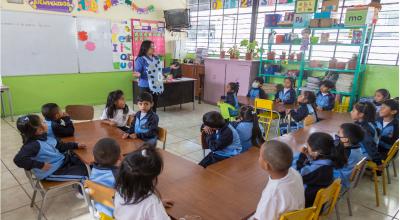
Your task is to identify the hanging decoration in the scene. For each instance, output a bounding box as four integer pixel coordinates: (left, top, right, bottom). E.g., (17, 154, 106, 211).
(78, 31, 89, 41)
(103, 0, 154, 14)
(28, 0, 74, 13)
(77, 0, 98, 12)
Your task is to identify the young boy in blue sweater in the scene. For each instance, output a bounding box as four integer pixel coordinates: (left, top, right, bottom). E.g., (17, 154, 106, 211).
(333, 123, 364, 188)
(41, 103, 74, 138)
(316, 80, 335, 111)
(376, 99, 399, 158)
(247, 77, 267, 100)
(122, 92, 159, 146)
(90, 138, 121, 217)
(199, 111, 242, 168)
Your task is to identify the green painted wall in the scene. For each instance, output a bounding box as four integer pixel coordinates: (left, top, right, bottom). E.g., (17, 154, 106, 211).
(1, 64, 398, 116)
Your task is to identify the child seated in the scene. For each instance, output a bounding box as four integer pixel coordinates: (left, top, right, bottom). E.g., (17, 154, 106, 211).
(220, 82, 240, 116)
(373, 89, 391, 113)
(232, 105, 264, 152)
(275, 77, 296, 104)
(90, 138, 121, 217)
(199, 111, 242, 168)
(114, 146, 173, 220)
(41, 103, 74, 138)
(351, 102, 382, 165)
(101, 90, 134, 132)
(316, 80, 335, 111)
(122, 92, 159, 146)
(295, 132, 346, 207)
(14, 115, 87, 182)
(280, 91, 317, 134)
(250, 140, 305, 220)
(376, 99, 399, 158)
(333, 123, 364, 188)
(247, 77, 267, 100)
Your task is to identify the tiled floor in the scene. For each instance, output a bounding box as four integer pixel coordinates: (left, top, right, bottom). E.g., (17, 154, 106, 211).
(1, 102, 398, 220)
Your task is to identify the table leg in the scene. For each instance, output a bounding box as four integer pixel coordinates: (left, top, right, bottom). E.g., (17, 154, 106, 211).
(1, 92, 5, 118)
(7, 90, 14, 122)
(180, 104, 182, 109)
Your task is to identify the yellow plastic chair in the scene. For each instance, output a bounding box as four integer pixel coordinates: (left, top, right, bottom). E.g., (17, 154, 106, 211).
(254, 98, 280, 140)
(279, 207, 316, 220)
(84, 180, 116, 220)
(366, 140, 399, 206)
(334, 96, 350, 113)
(304, 115, 317, 126)
(313, 179, 342, 220)
(217, 102, 237, 121)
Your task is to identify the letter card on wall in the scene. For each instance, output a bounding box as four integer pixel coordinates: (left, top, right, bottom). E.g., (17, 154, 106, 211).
(131, 19, 165, 60)
(111, 20, 133, 70)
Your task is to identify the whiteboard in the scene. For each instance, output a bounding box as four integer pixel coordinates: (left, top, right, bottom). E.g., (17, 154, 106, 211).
(1, 10, 79, 76)
(76, 17, 114, 73)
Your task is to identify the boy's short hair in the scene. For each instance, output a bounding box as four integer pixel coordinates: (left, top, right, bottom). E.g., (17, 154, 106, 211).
(320, 80, 335, 89)
(261, 140, 293, 172)
(303, 91, 316, 104)
(255, 77, 264, 84)
(383, 99, 399, 112)
(340, 123, 364, 145)
(137, 92, 153, 103)
(203, 111, 226, 129)
(93, 138, 121, 166)
(41, 103, 60, 120)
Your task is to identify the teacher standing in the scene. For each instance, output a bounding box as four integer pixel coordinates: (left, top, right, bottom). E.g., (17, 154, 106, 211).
(134, 40, 177, 112)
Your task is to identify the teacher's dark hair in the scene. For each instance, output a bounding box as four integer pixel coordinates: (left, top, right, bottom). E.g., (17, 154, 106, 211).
(137, 40, 153, 58)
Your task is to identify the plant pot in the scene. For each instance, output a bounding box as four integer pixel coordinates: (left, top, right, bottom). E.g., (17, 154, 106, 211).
(220, 51, 225, 59)
(328, 58, 337, 69)
(267, 52, 276, 60)
(230, 54, 238, 59)
(245, 52, 253, 60)
(296, 53, 303, 61)
(276, 35, 285, 44)
(348, 60, 357, 69)
(336, 62, 346, 69)
(288, 53, 295, 61)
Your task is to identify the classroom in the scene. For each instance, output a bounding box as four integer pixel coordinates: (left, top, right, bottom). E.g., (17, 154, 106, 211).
(0, 0, 399, 219)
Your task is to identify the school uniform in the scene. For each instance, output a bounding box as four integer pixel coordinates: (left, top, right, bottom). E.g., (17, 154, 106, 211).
(45, 116, 74, 138)
(13, 134, 87, 181)
(100, 107, 134, 132)
(114, 193, 170, 220)
(316, 91, 335, 111)
(249, 168, 305, 220)
(275, 88, 296, 104)
(355, 121, 382, 165)
(127, 111, 159, 146)
(221, 92, 239, 116)
(232, 120, 254, 152)
(334, 144, 363, 188)
(296, 153, 334, 207)
(373, 101, 382, 114)
(199, 123, 242, 168)
(89, 165, 118, 217)
(247, 87, 267, 100)
(376, 117, 399, 157)
(280, 103, 318, 135)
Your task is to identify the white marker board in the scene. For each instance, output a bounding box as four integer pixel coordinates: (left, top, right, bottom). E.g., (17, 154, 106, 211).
(1, 10, 79, 76)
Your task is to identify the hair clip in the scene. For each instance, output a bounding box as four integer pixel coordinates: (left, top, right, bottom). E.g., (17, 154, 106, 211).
(141, 149, 147, 157)
(22, 116, 29, 122)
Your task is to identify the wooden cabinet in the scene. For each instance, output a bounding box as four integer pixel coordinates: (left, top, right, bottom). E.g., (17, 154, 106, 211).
(181, 63, 204, 100)
(204, 58, 260, 104)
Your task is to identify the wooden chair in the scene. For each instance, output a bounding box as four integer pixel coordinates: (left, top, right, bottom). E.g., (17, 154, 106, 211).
(158, 127, 167, 150)
(279, 207, 316, 220)
(25, 170, 87, 220)
(65, 105, 94, 120)
(341, 157, 367, 216)
(200, 131, 208, 157)
(255, 98, 280, 140)
(84, 180, 116, 220)
(313, 179, 342, 220)
(366, 140, 399, 206)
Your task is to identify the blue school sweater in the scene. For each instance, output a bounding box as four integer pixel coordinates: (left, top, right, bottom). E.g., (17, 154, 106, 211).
(376, 118, 399, 151)
(127, 111, 159, 142)
(247, 88, 267, 100)
(232, 120, 254, 152)
(355, 121, 381, 165)
(334, 144, 363, 188)
(44, 116, 74, 138)
(316, 91, 335, 111)
(275, 88, 296, 104)
(206, 124, 242, 157)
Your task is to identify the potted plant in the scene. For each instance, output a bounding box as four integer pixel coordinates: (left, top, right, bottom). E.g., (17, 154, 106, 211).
(347, 54, 358, 69)
(227, 45, 240, 59)
(240, 39, 259, 60)
(219, 42, 225, 59)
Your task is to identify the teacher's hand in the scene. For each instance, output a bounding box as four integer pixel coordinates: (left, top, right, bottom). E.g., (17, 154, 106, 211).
(170, 64, 179, 70)
(133, 72, 141, 77)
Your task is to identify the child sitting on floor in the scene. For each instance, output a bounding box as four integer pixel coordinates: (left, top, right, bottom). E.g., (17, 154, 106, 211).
(89, 138, 121, 217)
(199, 111, 242, 168)
(295, 132, 346, 207)
(247, 77, 267, 100)
(250, 140, 305, 220)
(333, 123, 365, 188)
(122, 92, 159, 146)
(376, 99, 399, 158)
(101, 90, 134, 132)
(220, 82, 240, 117)
(41, 103, 74, 138)
(275, 77, 296, 104)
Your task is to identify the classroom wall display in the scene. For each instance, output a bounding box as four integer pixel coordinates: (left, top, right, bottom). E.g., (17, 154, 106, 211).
(293, 13, 313, 27)
(295, 0, 317, 13)
(77, 0, 98, 12)
(111, 20, 133, 70)
(103, 0, 154, 13)
(131, 19, 165, 58)
(240, 0, 252, 8)
(28, 0, 74, 13)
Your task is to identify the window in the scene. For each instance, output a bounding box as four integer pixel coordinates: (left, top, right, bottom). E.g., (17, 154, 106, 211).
(187, 0, 399, 65)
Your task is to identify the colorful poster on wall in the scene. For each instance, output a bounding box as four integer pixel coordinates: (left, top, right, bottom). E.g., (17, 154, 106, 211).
(211, 0, 223, 9)
(240, 0, 252, 8)
(77, 0, 98, 12)
(224, 0, 238, 8)
(28, 0, 74, 13)
(111, 20, 133, 70)
(295, 0, 317, 13)
(131, 19, 165, 59)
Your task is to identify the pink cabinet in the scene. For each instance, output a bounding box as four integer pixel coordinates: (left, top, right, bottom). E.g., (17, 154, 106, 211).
(204, 58, 260, 104)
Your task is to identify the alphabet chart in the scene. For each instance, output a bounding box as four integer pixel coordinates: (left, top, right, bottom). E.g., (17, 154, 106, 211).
(111, 20, 133, 70)
(131, 19, 165, 59)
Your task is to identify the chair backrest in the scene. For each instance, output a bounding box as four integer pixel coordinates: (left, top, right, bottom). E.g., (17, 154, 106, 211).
(255, 98, 273, 119)
(25, 170, 39, 189)
(349, 157, 367, 188)
(84, 180, 115, 209)
(304, 115, 316, 126)
(200, 131, 209, 150)
(65, 105, 94, 120)
(279, 207, 316, 220)
(313, 179, 342, 219)
(158, 127, 167, 143)
(384, 140, 399, 165)
(334, 96, 350, 113)
(218, 102, 236, 121)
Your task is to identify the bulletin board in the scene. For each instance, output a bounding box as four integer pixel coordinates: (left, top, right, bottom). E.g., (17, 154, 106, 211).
(111, 20, 133, 71)
(295, 0, 317, 13)
(131, 19, 165, 59)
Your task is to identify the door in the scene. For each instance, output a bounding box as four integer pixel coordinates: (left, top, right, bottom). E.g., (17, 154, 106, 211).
(225, 62, 251, 97)
(204, 60, 226, 104)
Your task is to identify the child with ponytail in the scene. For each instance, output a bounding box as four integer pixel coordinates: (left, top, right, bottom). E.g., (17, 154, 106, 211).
(220, 82, 240, 117)
(295, 132, 346, 207)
